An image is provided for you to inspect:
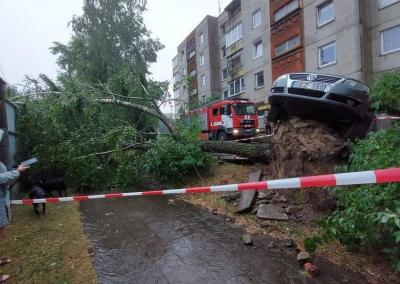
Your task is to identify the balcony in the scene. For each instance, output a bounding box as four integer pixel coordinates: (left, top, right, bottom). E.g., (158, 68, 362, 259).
(227, 53, 242, 74)
(225, 0, 241, 22)
(226, 39, 243, 58)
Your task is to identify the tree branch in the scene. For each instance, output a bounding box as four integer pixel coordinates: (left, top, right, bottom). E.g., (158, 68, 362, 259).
(72, 142, 152, 160)
(96, 98, 177, 136)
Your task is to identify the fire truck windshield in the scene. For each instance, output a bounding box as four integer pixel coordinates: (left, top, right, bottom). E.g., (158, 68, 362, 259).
(233, 103, 256, 115)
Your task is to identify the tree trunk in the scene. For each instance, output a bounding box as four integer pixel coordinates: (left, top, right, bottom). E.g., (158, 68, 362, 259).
(200, 140, 274, 161)
(97, 98, 274, 161)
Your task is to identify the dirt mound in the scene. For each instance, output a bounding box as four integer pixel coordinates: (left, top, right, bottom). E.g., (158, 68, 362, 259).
(272, 117, 346, 178)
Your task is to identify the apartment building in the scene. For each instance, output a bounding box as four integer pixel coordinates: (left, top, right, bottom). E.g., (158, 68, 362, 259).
(219, 0, 272, 109)
(173, 0, 271, 114)
(269, 0, 305, 80)
(303, 0, 400, 83)
(172, 40, 187, 114)
(172, 16, 220, 113)
(172, 0, 400, 115)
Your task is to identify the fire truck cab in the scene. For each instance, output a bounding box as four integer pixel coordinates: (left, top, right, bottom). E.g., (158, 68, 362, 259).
(196, 99, 259, 141)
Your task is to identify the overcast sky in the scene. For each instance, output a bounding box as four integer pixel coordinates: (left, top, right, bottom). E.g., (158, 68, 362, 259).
(0, 0, 230, 112)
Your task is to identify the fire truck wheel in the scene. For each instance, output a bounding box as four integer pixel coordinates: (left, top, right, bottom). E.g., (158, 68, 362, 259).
(217, 132, 228, 141)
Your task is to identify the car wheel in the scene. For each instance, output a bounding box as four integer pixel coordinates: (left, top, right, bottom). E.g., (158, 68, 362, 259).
(267, 106, 284, 122)
(218, 132, 228, 141)
(343, 113, 373, 140)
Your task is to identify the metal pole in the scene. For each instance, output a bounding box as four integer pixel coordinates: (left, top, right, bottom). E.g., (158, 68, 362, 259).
(0, 78, 10, 167)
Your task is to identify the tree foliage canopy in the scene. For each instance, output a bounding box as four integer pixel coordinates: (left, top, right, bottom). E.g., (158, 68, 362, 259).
(51, 0, 163, 84)
(14, 0, 207, 190)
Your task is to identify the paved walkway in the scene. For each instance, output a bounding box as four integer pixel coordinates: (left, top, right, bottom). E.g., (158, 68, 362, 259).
(80, 196, 365, 284)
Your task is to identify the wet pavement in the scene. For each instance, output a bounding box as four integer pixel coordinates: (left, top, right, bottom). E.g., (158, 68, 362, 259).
(80, 196, 366, 284)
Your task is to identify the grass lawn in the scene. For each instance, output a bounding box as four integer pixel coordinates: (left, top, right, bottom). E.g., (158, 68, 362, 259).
(0, 203, 97, 283)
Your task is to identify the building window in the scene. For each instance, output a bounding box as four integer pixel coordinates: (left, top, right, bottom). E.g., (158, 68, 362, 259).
(221, 46, 226, 58)
(199, 33, 204, 45)
(180, 50, 185, 61)
(253, 40, 263, 58)
(226, 23, 243, 47)
(200, 54, 205, 65)
(317, 1, 334, 27)
(274, 0, 299, 22)
(223, 89, 229, 99)
(201, 74, 206, 86)
(255, 72, 264, 89)
(219, 24, 225, 38)
(188, 50, 196, 58)
(318, 41, 336, 68)
(381, 25, 400, 55)
(228, 77, 245, 97)
(379, 0, 400, 8)
(173, 56, 179, 67)
(275, 36, 300, 56)
(227, 55, 242, 72)
(252, 9, 262, 29)
(221, 68, 228, 81)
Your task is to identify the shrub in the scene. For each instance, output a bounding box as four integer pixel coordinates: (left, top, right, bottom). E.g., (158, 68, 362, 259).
(143, 122, 211, 182)
(369, 71, 400, 113)
(305, 127, 400, 271)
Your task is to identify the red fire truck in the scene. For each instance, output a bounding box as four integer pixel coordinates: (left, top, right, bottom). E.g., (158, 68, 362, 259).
(190, 99, 259, 141)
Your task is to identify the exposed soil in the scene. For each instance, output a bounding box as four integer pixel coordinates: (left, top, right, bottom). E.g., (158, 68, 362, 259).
(272, 117, 347, 178)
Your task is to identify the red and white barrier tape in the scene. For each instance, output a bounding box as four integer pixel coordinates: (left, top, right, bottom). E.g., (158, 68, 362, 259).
(11, 168, 400, 205)
(374, 116, 400, 121)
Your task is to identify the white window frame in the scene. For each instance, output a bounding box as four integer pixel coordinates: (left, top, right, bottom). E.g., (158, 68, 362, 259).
(221, 68, 228, 81)
(228, 77, 245, 97)
(274, 0, 299, 22)
(199, 33, 204, 45)
(317, 1, 335, 28)
(188, 50, 196, 58)
(381, 25, 400, 55)
(255, 71, 264, 89)
(226, 23, 243, 47)
(252, 9, 262, 29)
(201, 74, 206, 87)
(200, 54, 205, 66)
(275, 36, 300, 57)
(379, 0, 400, 9)
(253, 40, 263, 59)
(318, 41, 337, 68)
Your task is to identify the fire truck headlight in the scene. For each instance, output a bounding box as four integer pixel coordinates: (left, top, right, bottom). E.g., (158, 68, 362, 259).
(256, 129, 261, 133)
(233, 129, 240, 135)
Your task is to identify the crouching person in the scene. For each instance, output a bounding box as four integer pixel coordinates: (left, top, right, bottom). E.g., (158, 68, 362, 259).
(0, 129, 29, 282)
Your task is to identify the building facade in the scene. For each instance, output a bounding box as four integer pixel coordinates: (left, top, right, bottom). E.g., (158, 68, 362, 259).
(172, 0, 400, 115)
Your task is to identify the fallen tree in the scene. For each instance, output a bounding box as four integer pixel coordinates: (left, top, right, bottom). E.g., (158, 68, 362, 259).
(200, 140, 274, 161)
(98, 97, 275, 161)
